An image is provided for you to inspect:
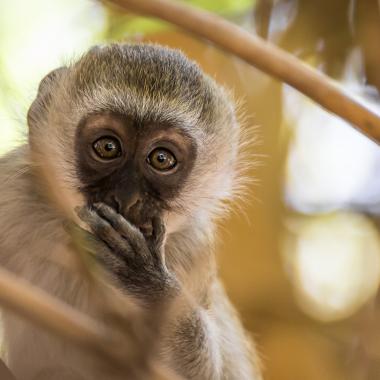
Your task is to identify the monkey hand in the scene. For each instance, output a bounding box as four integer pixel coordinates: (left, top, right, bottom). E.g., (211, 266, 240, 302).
(74, 203, 178, 303)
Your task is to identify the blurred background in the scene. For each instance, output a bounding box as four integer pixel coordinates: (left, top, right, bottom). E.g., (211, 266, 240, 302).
(1, 0, 380, 379)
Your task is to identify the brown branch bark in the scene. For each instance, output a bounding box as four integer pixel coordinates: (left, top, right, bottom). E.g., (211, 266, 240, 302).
(107, 0, 380, 144)
(0, 359, 16, 380)
(0, 266, 179, 379)
(0, 267, 107, 347)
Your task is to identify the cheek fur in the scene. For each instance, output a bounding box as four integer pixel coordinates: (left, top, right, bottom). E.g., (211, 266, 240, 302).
(164, 211, 188, 234)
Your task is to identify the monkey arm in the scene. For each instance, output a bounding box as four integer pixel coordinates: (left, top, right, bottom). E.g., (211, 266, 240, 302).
(160, 280, 261, 380)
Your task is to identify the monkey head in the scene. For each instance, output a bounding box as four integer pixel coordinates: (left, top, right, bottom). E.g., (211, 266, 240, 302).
(27, 44, 242, 235)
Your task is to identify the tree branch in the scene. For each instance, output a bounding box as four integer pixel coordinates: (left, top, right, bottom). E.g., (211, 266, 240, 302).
(0, 266, 179, 379)
(108, 0, 380, 144)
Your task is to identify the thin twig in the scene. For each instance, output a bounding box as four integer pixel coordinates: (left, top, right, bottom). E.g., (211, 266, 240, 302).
(107, 0, 380, 144)
(0, 266, 180, 379)
(0, 359, 16, 380)
(0, 266, 123, 366)
(0, 268, 101, 341)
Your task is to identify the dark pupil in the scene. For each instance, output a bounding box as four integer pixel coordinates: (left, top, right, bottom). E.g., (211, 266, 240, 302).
(105, 142, 115, 151)
(148, 148, 177, 171)
(157, 153, 166, 163)
(93, 137, 120, 159)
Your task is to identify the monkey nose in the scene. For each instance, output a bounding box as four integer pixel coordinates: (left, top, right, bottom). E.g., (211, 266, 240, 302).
(106, 192, 140, 216)
(120, 192, 142, 216)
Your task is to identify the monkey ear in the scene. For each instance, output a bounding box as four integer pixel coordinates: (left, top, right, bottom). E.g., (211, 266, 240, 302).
(27, 66, 68, 128)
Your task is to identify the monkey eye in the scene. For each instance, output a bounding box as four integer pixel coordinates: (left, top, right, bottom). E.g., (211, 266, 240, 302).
(93, 136, 122, 160)
(147, 148, 177, 172)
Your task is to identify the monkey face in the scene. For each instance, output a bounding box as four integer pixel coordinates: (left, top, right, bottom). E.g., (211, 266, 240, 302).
(75, 113, 197, 235)
(28, 44, 242, 235)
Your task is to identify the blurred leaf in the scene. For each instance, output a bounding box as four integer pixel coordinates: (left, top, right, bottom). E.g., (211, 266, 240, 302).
(257, 0, 380, 91)
(106, 12, 167, 40)
(186, 0, 255, 14)
(105, 0, 255, 39)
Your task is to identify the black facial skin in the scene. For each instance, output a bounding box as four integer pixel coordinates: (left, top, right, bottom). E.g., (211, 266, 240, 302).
(75, 112, 196, 227)
(73, 112, 196, 301)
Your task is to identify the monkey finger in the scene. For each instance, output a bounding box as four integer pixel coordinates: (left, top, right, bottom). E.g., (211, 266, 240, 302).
(150, 216, 166, 252)
(76, 206, 136, 261)
(93, 202, 151, 261)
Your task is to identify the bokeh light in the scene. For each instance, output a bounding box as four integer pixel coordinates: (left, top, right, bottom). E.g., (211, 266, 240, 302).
(283, 50, 380, 214)
(283, 213, 380, 321)
(0, 0, 106, 154)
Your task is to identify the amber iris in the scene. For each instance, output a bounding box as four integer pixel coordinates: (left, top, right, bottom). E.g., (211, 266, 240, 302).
(93, 137, 121, 160)
(148, 148, 177, 171)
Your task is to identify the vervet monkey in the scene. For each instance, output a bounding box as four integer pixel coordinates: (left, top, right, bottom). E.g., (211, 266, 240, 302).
(0, 44, 262, 380)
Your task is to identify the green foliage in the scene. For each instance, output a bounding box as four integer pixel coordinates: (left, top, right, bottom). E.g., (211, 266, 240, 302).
(105, 11, 167, 39)
(105, 0, 254, 40)
(187, 0, 254, 14)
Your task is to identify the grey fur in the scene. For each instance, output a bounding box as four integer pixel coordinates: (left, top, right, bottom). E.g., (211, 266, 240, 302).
(0, 44, 262, 380)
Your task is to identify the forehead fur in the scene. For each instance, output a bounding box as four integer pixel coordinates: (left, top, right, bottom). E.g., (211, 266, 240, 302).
(70, 44, 219, 129)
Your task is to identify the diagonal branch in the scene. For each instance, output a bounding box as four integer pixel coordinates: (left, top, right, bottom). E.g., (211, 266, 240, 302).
(107, 0, 380, 144)
(0, 265, 180, 380)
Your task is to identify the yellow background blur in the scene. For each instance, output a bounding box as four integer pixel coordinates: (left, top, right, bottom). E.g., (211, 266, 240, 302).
(1, 1, 380, 379)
